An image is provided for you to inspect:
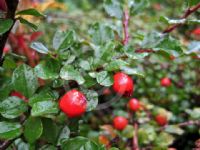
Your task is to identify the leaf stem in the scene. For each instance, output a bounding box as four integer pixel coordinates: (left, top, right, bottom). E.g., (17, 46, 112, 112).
(163, 2, 200, 33)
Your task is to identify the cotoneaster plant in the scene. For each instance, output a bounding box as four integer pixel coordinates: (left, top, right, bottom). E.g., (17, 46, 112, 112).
(0, 1, 200, 150)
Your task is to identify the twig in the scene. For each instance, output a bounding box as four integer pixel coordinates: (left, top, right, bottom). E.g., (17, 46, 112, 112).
(159, 120, 200, 131)
(163, 2, 200, 33)
(0, 139, 15, 150)
(122, 9, 130, 45)
(0, 0, 19, 66)
(133, 123, 139, 150)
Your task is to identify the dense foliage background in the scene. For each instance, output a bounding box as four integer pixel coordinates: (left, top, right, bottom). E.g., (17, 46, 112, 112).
(0, 0, 200, 150)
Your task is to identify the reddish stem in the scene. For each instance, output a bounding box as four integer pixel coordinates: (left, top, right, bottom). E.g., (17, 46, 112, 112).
(163, 2, 200, 33)
(122, 9, 130, 45)
(133, 123, 139, 150)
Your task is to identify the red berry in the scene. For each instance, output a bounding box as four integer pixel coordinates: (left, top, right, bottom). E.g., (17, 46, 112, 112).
(113, 116, 128, 130)
(3, 47, 9, 54)
(59, 89, 87, 118)
(128, 98, 140, 112)
(113, 72, 134, 97)
(192, 28, 200, 35)
(10, 91, 28, 102)
(155, 114, 168, 126)
(160, 77, 171, 87)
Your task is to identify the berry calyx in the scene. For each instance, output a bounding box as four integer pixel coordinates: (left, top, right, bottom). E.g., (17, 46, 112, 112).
(59, 89, 87, 118)
(155, 114, 168, 126)
(113, 72, 134, 97)
(160, 77, 171, 87)
(10, 91, 28, 102)
(113, 116, 128, 130)
(128, 98, 140, 112)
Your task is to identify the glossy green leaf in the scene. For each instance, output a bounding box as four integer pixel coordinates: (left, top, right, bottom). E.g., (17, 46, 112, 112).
(0, 121, 22, 140)
(29, 90, 59, 106)
(60, 65, 85, 85)
(129, 0, 149, 15)
(53, 30, 75, 51)
(82, 89, 98, 111)
(34, 59, 60, 79)
(30, 42, 49, 54)
(41, 118, 58, 144)
(0, 96, 28, 119)
(17, 9, 44, 17)
(0, 19, 13, 35)
(12, 64, 39, 98)
(121, 66, 145, 78)
(96, 71, 113, 86)
(88, 23, 114, 45)
(105, 59, 128, 71)
(18, 17, 38, 31)
(104, 0, 123, 19)
(121, 125, 134, 138)
(24, 117, 43, 143)
(159, 16, 186, 25)
(61, 136, 104, 150)
(57, 126, 70, 145)
(154, 132, 174, 147)
(164, 125, 184, 135)
(31, 101, 59, 117)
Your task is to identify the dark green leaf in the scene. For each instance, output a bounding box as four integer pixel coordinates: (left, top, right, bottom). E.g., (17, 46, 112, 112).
(12, 64, 39, 98)
(105, 59, 128, 71)
(31, 101, 59, 117)
(0, 19, 13, 35)
(18, 17, 38, 31)
(0, 121, 22, 140)
(57, 126, 70, 145)
(0, 97, 28, 119)
(61, 136, 104, 150)
(88, 23, 114, 45)
(53, 30, 75, 51)
(82, 89, 98, 111)
(17, 9, 44, 17)
(96, 71, 113, 86)
(41, 118, 58, 144)
(24, 117, 43, 143)
(60, 65, 85, 85)
(29, 90, 59, 106)
(34, 59, 60, 79)
(129, 0, 149, 15)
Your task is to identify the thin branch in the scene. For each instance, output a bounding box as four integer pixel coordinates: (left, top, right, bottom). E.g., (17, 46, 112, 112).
(133, 123, 139, 150)
(159, 120, 200, 131)
(122, 9, 130, 45)
(163, 2, 200, 33)
(0, 139, 15, 150)
(0, 0, 19, 66)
